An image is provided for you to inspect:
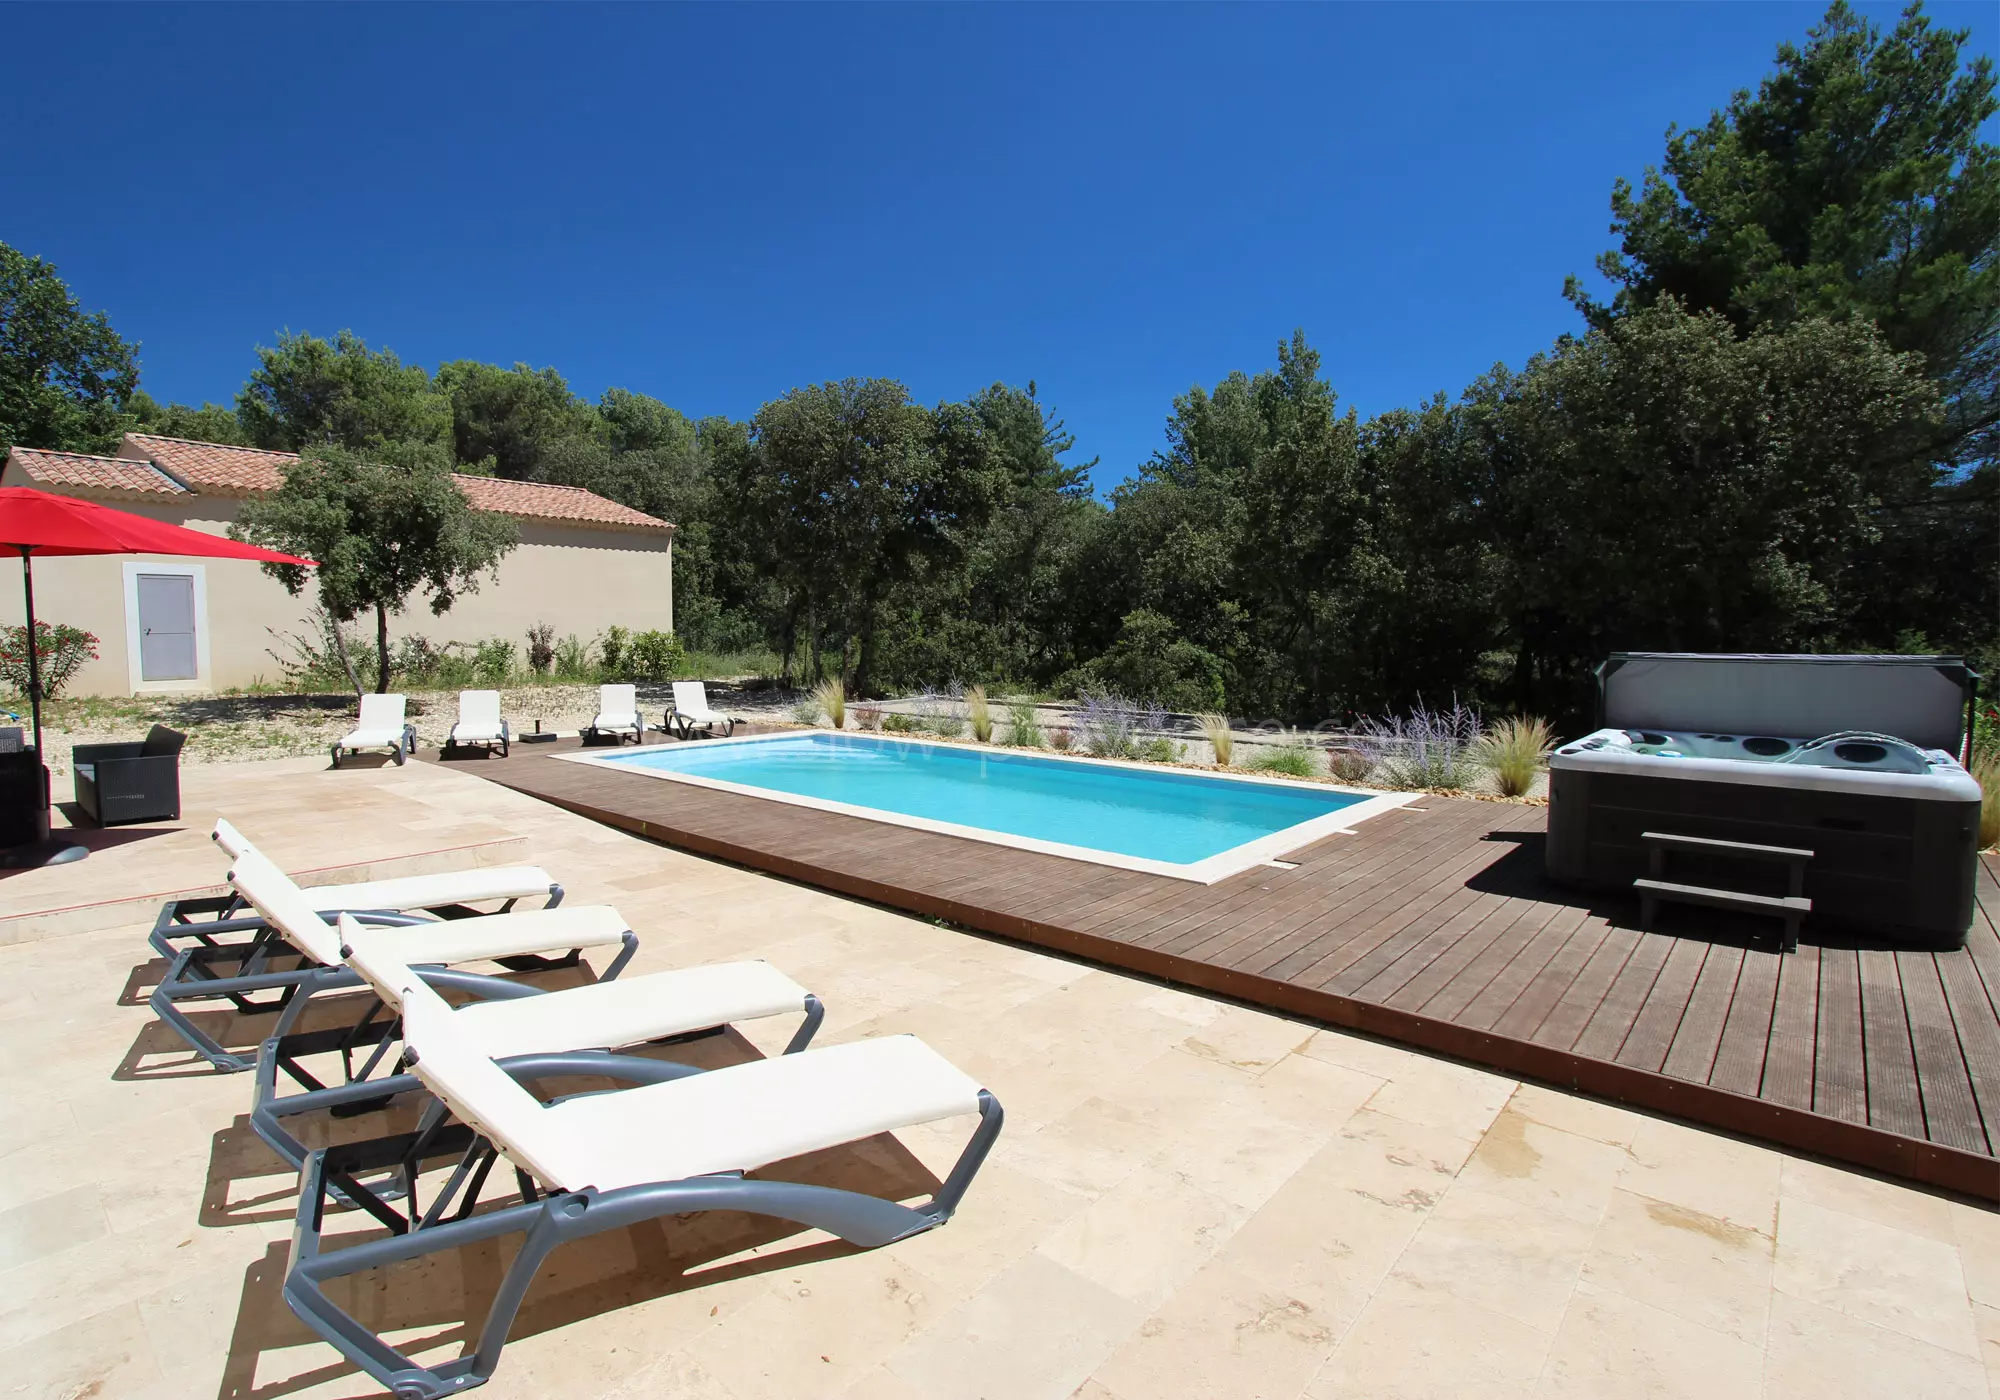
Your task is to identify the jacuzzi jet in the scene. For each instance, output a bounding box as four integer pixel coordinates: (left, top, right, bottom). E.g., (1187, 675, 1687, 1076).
(1742, 736, 1791, 757)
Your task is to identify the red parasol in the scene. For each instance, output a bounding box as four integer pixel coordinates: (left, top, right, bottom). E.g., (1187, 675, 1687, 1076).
(0, 487, 316, 862)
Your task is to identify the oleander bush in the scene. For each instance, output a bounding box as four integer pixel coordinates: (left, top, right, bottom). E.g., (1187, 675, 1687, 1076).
(0, 621, 99, 699)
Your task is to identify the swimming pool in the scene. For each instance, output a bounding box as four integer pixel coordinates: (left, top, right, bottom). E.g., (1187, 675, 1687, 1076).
(559, 732, 1414, 881)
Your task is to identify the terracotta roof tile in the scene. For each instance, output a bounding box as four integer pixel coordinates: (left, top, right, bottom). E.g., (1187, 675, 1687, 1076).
(121, 433, 296, 493)
(6, 446, 189, 497)
(451, 473, 672, 531)
(109, 434, 671, 532)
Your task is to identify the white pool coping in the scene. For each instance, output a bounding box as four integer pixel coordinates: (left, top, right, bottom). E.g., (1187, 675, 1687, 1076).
(556, 729, 1419, 883)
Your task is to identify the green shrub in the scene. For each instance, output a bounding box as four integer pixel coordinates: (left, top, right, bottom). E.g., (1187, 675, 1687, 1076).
(1476, 715, 1552, 797)
(629, 630, 686, 681)
(598, 625, 631, 677)
(1196, 712, 1233, 766)
(1247, 732, 1318, 778)
(553, 633, 592, 680)
(1973, 705, 2000, 766)
(0, 621, 98, 698)
(966, 685, 993, 742)
(791, 697, 823, 725)
(928, 713, 966, 739)
(526, 622, 556, 676)
(882, 710, 920, 733)
(1004, 700, 1042, 748)
(472, 638, 515, 685)
(1139, 736, 1181, 763)
(811, 676, 846, 729)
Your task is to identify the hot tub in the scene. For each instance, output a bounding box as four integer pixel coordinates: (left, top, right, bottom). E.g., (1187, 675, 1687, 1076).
(1546, 653, 1983, 946)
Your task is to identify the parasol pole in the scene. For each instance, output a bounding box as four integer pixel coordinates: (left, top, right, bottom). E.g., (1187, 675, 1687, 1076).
(19, 546, 42, 760)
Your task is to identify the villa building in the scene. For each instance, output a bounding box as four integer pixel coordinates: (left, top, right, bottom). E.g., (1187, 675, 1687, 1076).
(0, 432, 674, 696)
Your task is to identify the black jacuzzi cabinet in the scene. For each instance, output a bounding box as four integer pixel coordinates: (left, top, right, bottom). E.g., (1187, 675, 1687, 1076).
(1546, 653, 1984, 947)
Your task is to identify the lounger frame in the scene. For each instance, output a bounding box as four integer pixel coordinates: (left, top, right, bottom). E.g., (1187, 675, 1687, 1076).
(248, 978, 826, 1173)
(332, 723, 418, 768)
(148, 911, 628, 1074)
(283, 1053, 1002, 1399)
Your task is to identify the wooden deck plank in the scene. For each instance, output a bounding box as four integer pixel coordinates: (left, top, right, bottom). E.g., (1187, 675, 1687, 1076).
(1814, 948, 1869, 1127)
(1484, 914, 1617, 1039)
(1761, 944, 1821, 1111)
(437, 740, 2000, 1200)
(1707, 949, 1781, 1098)
(1934, 948, 2000, 1155)
(1898, 952, 1988, 1155)
(1858, 949, 1926, 1140)
(1571, 932, 1677, 1062)
(1615, 938, 1712, 1073)
(1660, 943, 1746, 1086)
(1449, 905, 1593, 1031)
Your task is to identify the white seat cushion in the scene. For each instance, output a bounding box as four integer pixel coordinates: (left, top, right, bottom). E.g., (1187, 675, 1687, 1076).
(340, 726, 408, 749)
(304, 865, 558, 913)
(530, 1035, 984, 1191)
(378, 906, 631, 965)
(453, 960, 809, 1060)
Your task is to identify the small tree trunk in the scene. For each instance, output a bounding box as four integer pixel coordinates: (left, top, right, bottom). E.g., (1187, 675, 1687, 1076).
(327, 608, 364, 698)
(375, 604, 392, 694)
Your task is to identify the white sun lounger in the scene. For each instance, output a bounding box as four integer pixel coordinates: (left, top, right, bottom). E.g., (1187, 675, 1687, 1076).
(582, 683, 643, 744)
(667, 680, 737, 739)
(445, 690, 510, 756)
(149, 842, 636, 1074)
(283, 918, 1002, 1398)
(251, 935, 824, 1173)
(332, 693, 417, 767)
(147, 819, 566, 1009)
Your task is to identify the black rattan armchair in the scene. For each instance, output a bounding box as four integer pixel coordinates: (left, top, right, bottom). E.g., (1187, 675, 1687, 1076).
(73, 725, 186, 826)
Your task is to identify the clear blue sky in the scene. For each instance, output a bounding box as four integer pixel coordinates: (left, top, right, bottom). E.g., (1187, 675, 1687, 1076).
(5, 2, 1994, 489)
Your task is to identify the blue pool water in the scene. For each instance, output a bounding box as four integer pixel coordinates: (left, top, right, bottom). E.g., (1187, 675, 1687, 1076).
(599, 734, 1367, 866)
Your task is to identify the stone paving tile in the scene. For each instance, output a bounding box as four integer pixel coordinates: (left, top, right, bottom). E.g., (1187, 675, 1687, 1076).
(1764, 1290, 1988, 1400)
(1772, 1195, 1980, 1358)
(1, 754, 1991, 1399)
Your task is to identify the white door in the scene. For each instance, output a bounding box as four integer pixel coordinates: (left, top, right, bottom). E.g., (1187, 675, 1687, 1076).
(136, 573, 198, 681)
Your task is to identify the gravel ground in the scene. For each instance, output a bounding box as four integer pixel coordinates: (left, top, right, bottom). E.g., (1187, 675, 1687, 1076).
(30, 681, 804, 776)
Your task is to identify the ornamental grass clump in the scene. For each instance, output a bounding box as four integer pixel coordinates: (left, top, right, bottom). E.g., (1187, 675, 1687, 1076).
(966, 685, 993, 743)
(1246, 730, 1317, 778)
(811, 676, 846, 729)
(1047, 723, 1074, 751)
(1196, 712, 1234, 767)
(1005, 700, 1042, 747)
(1353, 701, 1486, 790)
(1476, 715, 1553, 798)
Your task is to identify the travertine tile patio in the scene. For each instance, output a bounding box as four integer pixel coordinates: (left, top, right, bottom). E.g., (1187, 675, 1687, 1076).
(0, 755, 1993, 1399)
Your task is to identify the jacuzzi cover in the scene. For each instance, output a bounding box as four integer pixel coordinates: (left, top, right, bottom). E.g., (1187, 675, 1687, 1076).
(1597, 653, 1977, 754)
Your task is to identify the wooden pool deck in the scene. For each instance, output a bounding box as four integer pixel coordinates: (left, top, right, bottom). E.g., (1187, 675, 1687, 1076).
(433, 735, 2000, 1201)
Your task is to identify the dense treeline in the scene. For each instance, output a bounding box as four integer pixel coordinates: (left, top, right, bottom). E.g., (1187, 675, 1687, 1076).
(3, 2, 1994, 726)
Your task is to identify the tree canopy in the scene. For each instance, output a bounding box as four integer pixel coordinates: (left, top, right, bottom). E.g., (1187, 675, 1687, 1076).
(0, 242, 140, 454)
(1570, 0, 2000, 466)
(236, 330, 453, 453)
(230, 441, 518, 693)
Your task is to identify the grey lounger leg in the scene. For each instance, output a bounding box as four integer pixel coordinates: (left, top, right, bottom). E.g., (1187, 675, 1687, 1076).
(283, 1088, 1003, 1398)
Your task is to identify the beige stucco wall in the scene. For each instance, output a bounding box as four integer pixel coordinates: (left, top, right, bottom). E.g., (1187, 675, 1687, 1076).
(0, 478, 673, 696)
